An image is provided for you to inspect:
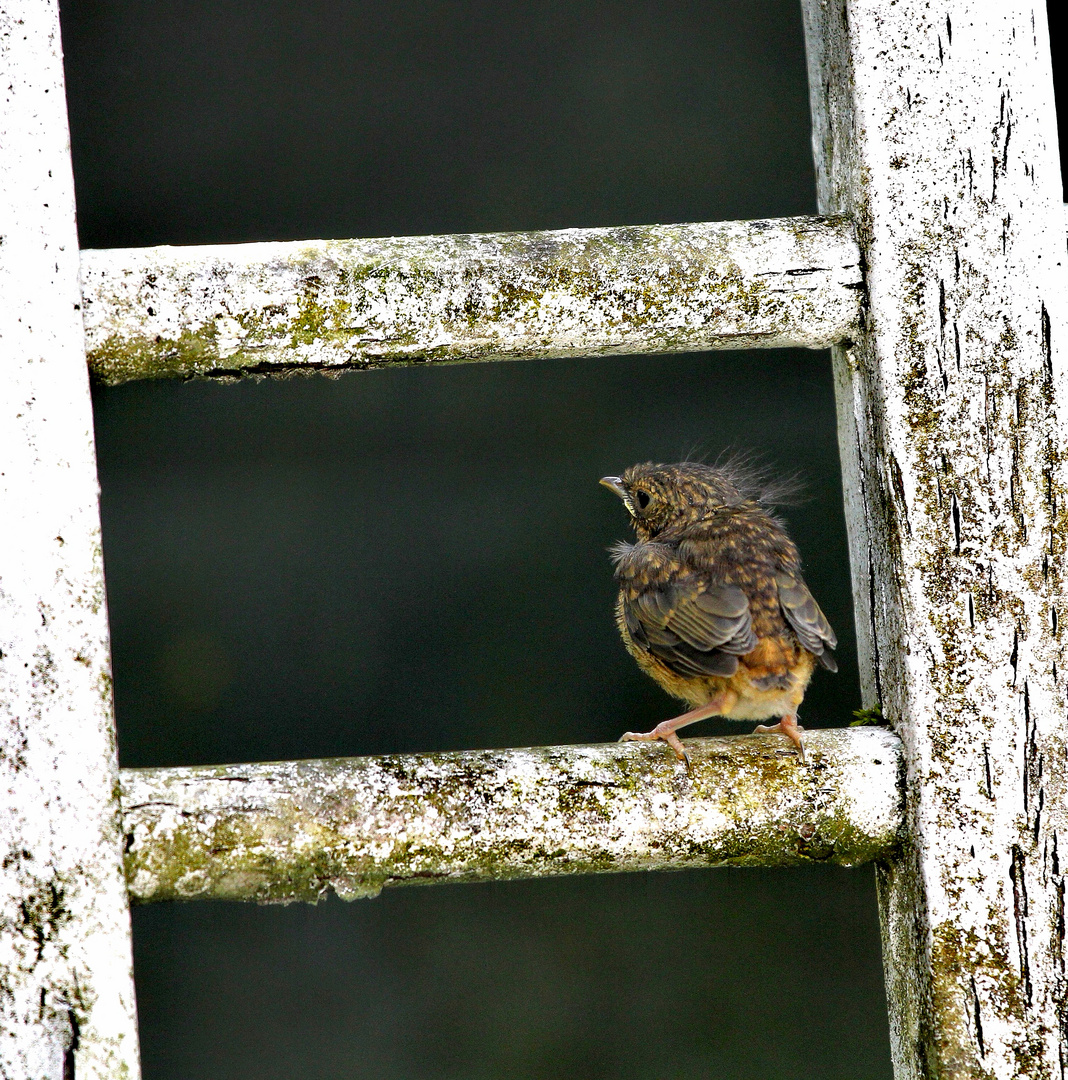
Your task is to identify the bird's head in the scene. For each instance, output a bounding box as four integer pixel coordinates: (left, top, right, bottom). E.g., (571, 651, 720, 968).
(599, 461, 757, 540)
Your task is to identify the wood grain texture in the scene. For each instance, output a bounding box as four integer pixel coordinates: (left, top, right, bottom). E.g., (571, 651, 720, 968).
(0, 2, 141, 1076)
(802, 3, 1068, 1076)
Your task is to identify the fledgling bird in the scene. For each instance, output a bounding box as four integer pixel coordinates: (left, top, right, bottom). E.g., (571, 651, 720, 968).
(601, 459, 837, 764)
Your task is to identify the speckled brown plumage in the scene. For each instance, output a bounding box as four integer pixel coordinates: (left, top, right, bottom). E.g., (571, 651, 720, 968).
(601, 460, 836, 763)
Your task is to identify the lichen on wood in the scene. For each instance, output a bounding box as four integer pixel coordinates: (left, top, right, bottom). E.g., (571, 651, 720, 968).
(0, 2, 141, 1076)
(80, 215, 863, 385)
(802, 3, 1068, 1078)
(120, 728, 902, 904)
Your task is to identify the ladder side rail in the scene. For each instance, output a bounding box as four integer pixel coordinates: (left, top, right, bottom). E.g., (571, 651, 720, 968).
(802, 2, 1068, 1077)
(0, 2, 141, 1077)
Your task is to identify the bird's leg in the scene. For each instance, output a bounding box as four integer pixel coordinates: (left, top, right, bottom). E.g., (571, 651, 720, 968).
(620, 692, 736, 764)
(753, 713, 807, 762)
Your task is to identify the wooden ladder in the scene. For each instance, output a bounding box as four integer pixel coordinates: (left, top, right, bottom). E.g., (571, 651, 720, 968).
(2, 2, 1064, 1076)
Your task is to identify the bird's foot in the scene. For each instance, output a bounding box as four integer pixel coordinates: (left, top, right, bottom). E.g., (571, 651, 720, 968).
(620, 724, 691, 764)
(753, 714, 806, 763)
(619, 695, 735, 766)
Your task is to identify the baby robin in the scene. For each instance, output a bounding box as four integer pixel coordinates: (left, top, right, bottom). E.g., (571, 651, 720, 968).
(601, 460, 837, 764)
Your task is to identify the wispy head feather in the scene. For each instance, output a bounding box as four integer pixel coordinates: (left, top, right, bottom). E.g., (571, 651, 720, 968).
(708, 449, 805, 509)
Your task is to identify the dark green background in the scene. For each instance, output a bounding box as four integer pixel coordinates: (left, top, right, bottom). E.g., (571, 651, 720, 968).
(58, 1, 901, 1076)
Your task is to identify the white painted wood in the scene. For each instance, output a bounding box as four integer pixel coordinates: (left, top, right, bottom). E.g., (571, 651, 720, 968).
(802, 3, 1068, 1077)
(0, 2, 141, 1076)
(79, 215, 862, 384)
(120, 729, 903, 903)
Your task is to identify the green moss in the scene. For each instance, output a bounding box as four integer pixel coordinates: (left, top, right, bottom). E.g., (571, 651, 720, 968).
(928, 920, 1025, 1080)
(124, 735, 899, 906)
(851, 704, 886, 726)
(88, 325, 226, 385)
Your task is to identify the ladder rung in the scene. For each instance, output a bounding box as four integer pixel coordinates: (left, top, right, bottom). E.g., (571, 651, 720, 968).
(82, 215, 863, 385)
(121, 727, 901, 904)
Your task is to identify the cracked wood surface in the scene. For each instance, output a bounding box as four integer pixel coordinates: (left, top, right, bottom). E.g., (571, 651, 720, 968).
(803, 3, 1068, 1077)
(79, 215, 863, 385)
(120, 729, 902, 904)
(0, 2, 141, 1077)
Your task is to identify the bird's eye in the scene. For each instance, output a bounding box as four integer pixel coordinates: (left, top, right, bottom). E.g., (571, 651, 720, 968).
(634, 490, 651, 510)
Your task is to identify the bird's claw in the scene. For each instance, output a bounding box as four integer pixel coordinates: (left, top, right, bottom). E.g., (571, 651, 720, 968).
(663, 732, 691, 766)
(753, 717, 807, 763)
(620, 729, 691, 768)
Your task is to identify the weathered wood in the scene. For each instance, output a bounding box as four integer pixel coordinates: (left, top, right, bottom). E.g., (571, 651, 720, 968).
(120, 729, 902, 904)
(0, 2, 142, 1077)
(79, 215, 863, 385)
(802, 3, 1068, 1077)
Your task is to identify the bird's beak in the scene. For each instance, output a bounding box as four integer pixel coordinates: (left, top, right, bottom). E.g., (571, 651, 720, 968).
(599, 476, 628, 500)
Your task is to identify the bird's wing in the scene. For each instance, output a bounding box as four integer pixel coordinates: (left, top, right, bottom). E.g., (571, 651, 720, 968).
(776, 571, 838, 671)
(624, 581, 757, 678)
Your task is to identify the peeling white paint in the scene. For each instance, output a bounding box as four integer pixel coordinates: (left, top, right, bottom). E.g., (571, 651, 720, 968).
(79, 216, 863, 384)
(120, 729, 903, 904)
(0, 2, 141, 1077)
(803, 2, 1068, 1077)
